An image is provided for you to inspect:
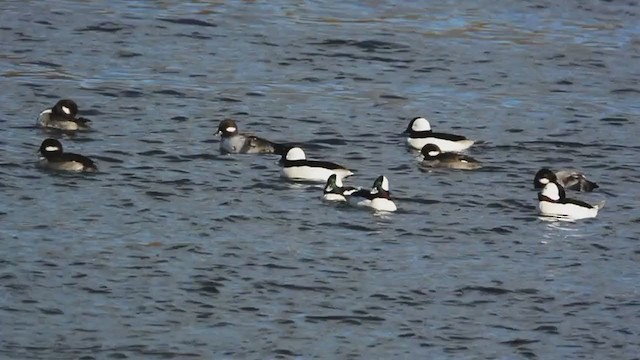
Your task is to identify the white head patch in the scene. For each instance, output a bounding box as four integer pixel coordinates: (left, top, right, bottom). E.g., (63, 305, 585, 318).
(45, 146, 60, 152)
(428, 150, 439, 157)
(334, 175, 343, 188)
(286, 147, 306, 161)
(62, 106, 71, 115)
(541, 183, 560, 201)
(411, 117, 431, 131)
(539, 177, 550, 185)
(225, 126, 237, 133)
(380, 176, 390, 191)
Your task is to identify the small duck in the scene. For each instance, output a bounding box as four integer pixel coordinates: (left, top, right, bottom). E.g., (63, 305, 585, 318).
(322, 174, 359, 202)
(534, 168, 598, 192)
(281, 147, 353, 183)
(217, 119, 288, 155)
(346, 175, 397, 212)
(37, 99, 92, 131)
(404, 116, 474, 152)
(538, 181, 603, 220)
(420, 144, 481, 170)
(38, 138, 97, 172)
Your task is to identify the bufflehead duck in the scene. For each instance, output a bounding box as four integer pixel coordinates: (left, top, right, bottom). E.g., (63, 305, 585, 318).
(404, 116, 474, 152)
(217, 119, 288, 155)
(322, 174, 359, 202)
(38, 138, 97, 172)
(420, 144, 481, 170)
(538, 181, 603, 220)
(346, 175, 397, 212)
(534, 168, 598, 192)
(37, 99, 92, 131)
(281, 147, 353, 183)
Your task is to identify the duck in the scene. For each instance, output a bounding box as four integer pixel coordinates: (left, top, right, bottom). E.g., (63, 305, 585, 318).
(534, 168, 598, 192)
(37, 99, 92, 131)
(38, 138, 97, 172)
(420, 144, 481, 170)
(280, 147, 353, 183)
(404, 116, 474, 152)
(322, 174, 359, 202)
(216, 118, 288, 155)
(538, 181, 603, 220)
(345, 175, 397, 212)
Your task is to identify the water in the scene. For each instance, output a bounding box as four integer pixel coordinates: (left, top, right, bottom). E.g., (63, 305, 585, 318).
(1, 0, 639, 358)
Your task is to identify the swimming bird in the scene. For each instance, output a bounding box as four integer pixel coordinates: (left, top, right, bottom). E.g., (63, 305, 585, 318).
(322, 174, 359, 202)
(538, 181, 603, 220)
(38, 138, 97, 172)
(37, 99, 92, 131)
(534, 168, 598, 192)
(217, 118, 289, 155)
(404, 116, 474, 152)
(345, 175, 397, 212)
(281, 147, 353, 183)
(420, 144, 481, 170)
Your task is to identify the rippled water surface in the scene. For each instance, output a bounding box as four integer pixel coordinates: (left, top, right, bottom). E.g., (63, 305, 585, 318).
(1, 0, 639, 358)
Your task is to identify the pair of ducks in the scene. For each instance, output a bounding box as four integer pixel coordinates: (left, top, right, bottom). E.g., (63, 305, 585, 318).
(534, 168, 603, 220)
(404, 116, 481, 170)
(36, 99, 97, 172)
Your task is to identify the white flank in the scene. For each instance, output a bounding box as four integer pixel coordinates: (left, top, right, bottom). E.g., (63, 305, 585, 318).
(282, 166, 352, 183)
(347, 195, 397, 212)
(407, 137, 474, 152)
(220, 136, 249, 154)
(62, 161, 86, 172)
(539, 201, 598, 220)
(40, 160, 85, 172)
(322, 193, 346, 202)
(370, 198, 397, 212)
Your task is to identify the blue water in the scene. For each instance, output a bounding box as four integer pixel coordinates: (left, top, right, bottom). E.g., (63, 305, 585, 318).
(1, 1, 639, 358)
